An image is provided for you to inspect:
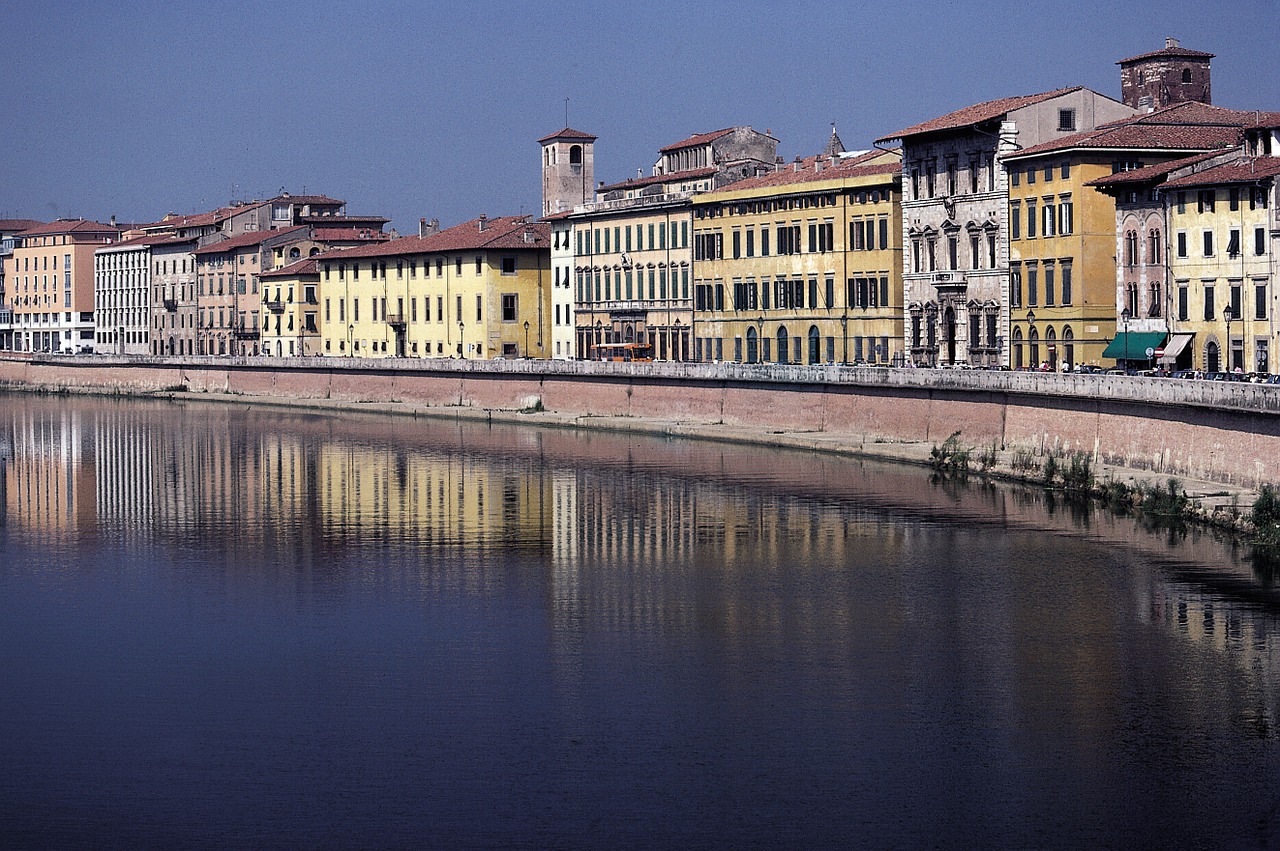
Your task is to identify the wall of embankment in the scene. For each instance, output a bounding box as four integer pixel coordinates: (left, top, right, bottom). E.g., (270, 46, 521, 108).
(3, 353, 1280, 489)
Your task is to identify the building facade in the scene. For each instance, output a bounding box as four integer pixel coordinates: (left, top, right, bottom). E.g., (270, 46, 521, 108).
(878, 88, 1134, 366)
(0, 219, 44, 350)
(689, 147, 904, 365)
(1118, 38, 1213, 111)
(193, 227, 309, 356)
(316, 215, 550, 360)
(93, 236, 156, 355)
(260, 258, 321, 357)
(3, 219, 119, 353)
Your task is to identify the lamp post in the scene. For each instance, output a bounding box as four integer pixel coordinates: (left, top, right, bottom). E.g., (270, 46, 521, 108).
(839, 313, 848, 365)
(1026, 309, 1036, 369)
(673, 318, 682, 362)
(523, 319, 530, 358)
(347, 323, 353, 357)
(1120, 306, 1131, 371)
(1224, 305, 1235, 373)
(755, 315, 764, 364)
(458, 320, 465, 358)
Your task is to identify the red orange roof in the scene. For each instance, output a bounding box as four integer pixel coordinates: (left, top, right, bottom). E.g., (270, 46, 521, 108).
(193, 225, 307, 255)
(260, 257, 319, 278)
(313, 216, 549, 261)
(698, 149, 900, 194)
(877, 87, 1085, 142)
(17, 219, 120, 237)
(0, 219, 44, 232)
(1161, 156, 1280, 189)
(597, 166, 717, 193)
(537, 127, 597, 143)
(1086, 149, 1235, 188)
(659, 128, 737, 153)
(1118, 44, 1214, 64)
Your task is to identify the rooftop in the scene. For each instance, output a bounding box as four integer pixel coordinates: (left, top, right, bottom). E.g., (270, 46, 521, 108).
(314, 216, 549, 261)
(193, 225, 307, 255)
(697, 149, 899, 196)
(1161, 156, 1280, 189)
(877, 87, 1085, 142)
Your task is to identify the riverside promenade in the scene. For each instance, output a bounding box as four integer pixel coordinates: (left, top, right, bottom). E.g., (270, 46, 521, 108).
(1, 352, 1277, 509)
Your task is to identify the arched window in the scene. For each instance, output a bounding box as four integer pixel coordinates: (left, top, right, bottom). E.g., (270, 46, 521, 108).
(1181, 68, 1192, 83)
(1063, 326, 1075, 369)
(289, 247, 300, 259)
(808, 325, 820, 364)
(776, 326, 789, 364)
(1046, 326, 1057, 369)
(1013, 327, 1024, 369)
(569, 145, 582, 165)
(1029, 328, 1041, 368)
(746, 326, 758, 363)
(1205, 340, 1220, 373)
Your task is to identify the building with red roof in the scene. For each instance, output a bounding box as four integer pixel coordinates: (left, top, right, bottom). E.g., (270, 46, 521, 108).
(311, 215, 551, 360)
(3, 219, 120, 353)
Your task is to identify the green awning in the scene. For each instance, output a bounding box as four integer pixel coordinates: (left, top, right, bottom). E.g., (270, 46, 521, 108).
(1102, 331, 1167, 360)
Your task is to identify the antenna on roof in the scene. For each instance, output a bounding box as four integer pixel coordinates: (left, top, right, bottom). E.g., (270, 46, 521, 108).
(565, 98, 569, 128)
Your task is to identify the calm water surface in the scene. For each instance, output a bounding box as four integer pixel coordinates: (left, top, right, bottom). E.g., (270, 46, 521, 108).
(2, 393, 1279, 849)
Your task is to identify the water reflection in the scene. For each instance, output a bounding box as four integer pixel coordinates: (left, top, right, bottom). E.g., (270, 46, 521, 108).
(3, 392, 1280, 847)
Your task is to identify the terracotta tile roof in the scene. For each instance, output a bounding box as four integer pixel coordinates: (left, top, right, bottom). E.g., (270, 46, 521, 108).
(0, 219, 43, 232)
(276, 194, 343, 206)
(1008, 123, 1240, 159)
(597, 166, 718, 193)
(698, 149, 899, 194)
(877, 87, 1085, 142)
(1118, 44, 1214, 64)
(1097, 101, 1276, 129)
(299, 214, 388, 225)
(97, 233, 197, 251)
(659, 128, 737, 153)
(311, 226, 392, 242)
(1161, 156, 1280, 189)
(537, 127, 597, 143)
(260, 257, 319, 278)
(313, 216, 549, 261)
(1086, 149, 1234, 188)
(193, 225, 307, 255)
(17, 219, 120, 237)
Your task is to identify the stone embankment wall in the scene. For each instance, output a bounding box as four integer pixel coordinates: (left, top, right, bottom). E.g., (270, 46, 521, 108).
(2, 353, 1278, 488)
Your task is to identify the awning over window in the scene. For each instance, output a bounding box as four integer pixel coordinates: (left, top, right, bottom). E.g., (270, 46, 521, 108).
(1157, 332, 1194, 364)
(1102, 331, 1167, 361)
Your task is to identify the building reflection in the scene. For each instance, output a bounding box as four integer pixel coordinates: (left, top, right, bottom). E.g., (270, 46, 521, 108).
(1, 391, 1278, 734)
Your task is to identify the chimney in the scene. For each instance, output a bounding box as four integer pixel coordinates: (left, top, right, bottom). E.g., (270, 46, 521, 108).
(793, 156, 802, 173)
(814, 159, 822, 173)
(477, 214, 487, 232)
(1166, 36, 1179, 49)
(637, 168, 643, 179)
(109, 215, 116, 227)
(419, 217, 428, 237)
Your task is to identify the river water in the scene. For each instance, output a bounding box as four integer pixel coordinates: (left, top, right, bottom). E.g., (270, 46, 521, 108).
(1, 392, 1279, 849)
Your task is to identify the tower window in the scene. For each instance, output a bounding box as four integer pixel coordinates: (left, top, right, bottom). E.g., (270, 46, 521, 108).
(1181, 68, 1192, 83)
(569, 145, 582, 165)
(1058, 109, 1076, 132)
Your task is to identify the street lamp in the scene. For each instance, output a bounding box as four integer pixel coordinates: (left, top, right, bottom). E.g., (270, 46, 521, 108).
(1026, 309, 1036, 369)
(673, 318, 682, 362)
(523, 319, 530, 357)
(755, 315, 764, 364)
(839, 313, 848, 365)
(458, 320, 465, 358)
(347, 323, 353, 356)
(1120, 306, 1131, 370)
(1224, 305, 1235, 373)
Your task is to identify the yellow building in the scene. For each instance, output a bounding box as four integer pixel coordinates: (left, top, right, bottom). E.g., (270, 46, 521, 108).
(318, 215, 550, 359)
(689, 147, 903, 364)
(1163, 155, 1280, 373)
(1004, 104, 1248, 369)
(260, 257, 321, 356)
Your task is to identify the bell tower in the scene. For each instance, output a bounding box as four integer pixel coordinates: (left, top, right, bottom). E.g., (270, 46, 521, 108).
(1118, 38, 1214, 111)
(539, 128, 596, 218)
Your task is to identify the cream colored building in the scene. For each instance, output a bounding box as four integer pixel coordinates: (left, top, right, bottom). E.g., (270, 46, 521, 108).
(317, 215, 550, 359)
(260, 257, 321, 357)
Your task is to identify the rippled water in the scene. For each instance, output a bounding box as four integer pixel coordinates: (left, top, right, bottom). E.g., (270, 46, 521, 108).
(2, 392, 1279, 849)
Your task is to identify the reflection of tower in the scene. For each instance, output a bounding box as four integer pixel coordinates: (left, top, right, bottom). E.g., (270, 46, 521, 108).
(539, 127, 596, 217)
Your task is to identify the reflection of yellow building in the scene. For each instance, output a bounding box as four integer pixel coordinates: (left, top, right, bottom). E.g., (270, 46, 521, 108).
(260, 258, 321, 357)
(318, 216, 550, 359)
(690, 146, 904, 364)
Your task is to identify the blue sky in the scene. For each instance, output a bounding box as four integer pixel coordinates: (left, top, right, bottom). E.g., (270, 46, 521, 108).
(3, 0, 1277, 233)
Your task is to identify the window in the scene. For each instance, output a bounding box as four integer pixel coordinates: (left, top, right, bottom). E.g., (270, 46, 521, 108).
(475, 294, 482, 321)
(1182, 67, 1193, 83)
(1044, 262, 1056, 305)
(1125, 230, 1139, 266)
(1203, 283, 1215, 320)
(1176, 192, 1186, 214)
(1229, 188, 1240, 211)
(1010, 167, 1020, 187)
(1026, 263, 1038, 306)
(1147, 229, 1161, 265)
(1058, 197, 1073, 235)
(501, 293, 518, 322)
(1061, 260, 1073, 305)
(1176, 231, 1187, 258)
(1227, 229, 1241, 257)
(1058, 108, 1076, 131)
(1198, 190, 1215, 213)
(1026, 200, 1037, 238)
(1203, 230, 1214, 257)
(501, 256, 516, 275)
(1177, 282, 1189, 321)
(1258, 228, 1268, 256)
(1042, 201, 1055, 237)
(1257, 282, 1269, 320)
(1010, 203, 1021, 240)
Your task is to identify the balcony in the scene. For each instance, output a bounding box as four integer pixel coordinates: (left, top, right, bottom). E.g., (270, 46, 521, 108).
(384, 312, 406, 328)
(264, 299, 286, 313)
(232, 326, 259, 340)
(163, 298, 178, 312)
